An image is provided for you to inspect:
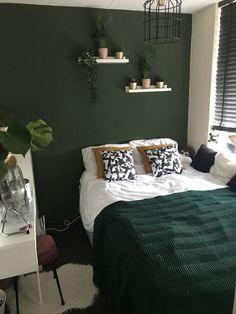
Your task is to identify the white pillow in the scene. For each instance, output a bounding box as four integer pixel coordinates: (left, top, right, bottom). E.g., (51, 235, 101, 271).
(82, 143, 129, 175)
(210, 151, 236, 179)
(129, 138, 179, 163)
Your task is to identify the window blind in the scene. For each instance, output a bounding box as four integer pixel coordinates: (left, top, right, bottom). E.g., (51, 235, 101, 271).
(212, 1, 236, 132)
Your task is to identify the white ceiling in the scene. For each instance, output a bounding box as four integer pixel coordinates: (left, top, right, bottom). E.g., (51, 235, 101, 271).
(0, 0, 219, 14)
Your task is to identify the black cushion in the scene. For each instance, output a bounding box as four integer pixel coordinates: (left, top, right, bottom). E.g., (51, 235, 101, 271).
(227, 174, 236, 189)
(191, 144, 217, 173)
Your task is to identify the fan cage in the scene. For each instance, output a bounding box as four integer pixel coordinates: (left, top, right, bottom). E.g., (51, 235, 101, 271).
(144, 0, 182, 44)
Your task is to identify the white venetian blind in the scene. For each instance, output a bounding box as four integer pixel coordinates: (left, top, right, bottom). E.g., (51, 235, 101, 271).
(212, 1, 236, 132)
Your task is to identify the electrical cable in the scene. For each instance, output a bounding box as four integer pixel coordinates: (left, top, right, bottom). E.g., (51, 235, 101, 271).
(46, 215, 81, 233)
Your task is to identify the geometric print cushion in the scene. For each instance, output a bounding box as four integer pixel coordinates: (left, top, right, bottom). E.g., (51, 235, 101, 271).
(145, 146, 183, 177)
(101, 150, 137, 182)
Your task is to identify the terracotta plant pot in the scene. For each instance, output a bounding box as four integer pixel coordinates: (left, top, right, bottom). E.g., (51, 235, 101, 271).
(115, 51, 124, 59)
(142, 78, 151, 89)
(98, 48, 108, 59)
(156, 81, 164, 88)
(129, 82, 137, 90)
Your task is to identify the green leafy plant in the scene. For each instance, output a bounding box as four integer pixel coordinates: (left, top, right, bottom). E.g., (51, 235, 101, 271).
(130, 78, 137, 83)
(0, 111, 53, 180)
(94, 15, 109, 49)
(141, 52, 153, 79)
(156, 75, 164, 82)
(140, 47, 155, 79)
(98, 38, 107, 49)
(78, 50, 98, 105)
(114, 42, 124, 52)
(27, 119, 53, 152)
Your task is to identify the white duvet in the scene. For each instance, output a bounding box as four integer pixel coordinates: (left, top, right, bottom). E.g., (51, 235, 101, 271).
(79, 163, 228, 233)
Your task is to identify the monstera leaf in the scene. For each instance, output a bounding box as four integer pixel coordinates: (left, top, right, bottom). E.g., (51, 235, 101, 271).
(0, 121, 31, 156)
(0, 115, 53, 180)
(27, 119, 53, 152)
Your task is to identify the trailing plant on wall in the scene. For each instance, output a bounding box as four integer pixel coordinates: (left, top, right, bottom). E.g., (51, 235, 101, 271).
(0, 111, 53, 180)
(78, 50, 98, 104)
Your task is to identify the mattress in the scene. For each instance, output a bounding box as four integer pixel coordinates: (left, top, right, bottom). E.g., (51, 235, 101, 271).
(79, 163, 227, 233)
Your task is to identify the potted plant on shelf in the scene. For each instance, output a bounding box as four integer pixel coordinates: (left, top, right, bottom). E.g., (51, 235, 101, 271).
(0, 112, 53, 180)
(78, 50, 98, 104)
(115, 43, 124, 60)
(129, 78, 137, 90)
(95, 15, 109, 59)
(141, 51, 153, 89)
(156, 76, 164, 88)
(98, 38, 108, 59)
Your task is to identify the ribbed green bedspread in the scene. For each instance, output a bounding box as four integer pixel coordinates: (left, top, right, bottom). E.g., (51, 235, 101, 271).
(93, 188, 236, 314)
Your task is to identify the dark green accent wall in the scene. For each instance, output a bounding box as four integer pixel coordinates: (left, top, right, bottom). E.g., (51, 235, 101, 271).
(0, 4, 192, 222)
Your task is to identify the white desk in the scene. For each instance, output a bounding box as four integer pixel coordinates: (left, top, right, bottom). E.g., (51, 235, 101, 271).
(0, 152, 38, 279)
(0, 152, 43, 313)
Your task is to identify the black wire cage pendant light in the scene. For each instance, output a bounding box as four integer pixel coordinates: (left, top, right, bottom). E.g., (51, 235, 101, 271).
(144, 0, 182, 44)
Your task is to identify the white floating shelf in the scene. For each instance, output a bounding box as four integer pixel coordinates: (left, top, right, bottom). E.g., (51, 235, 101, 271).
(96, 57, 129, 64)
(78, 57, 129, 64)
(125, 86, 172, 93)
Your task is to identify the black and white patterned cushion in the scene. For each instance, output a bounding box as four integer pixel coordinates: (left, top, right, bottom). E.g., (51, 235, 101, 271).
(101, 150, 136, 182)
(145, 146, 183, 177)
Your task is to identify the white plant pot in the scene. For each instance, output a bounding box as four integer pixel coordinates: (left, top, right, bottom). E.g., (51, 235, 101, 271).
(98, 48, 108, 59)
(115, 51, 124, 59)
(156, 81, 164, 88)
(129, 82, 137, 90)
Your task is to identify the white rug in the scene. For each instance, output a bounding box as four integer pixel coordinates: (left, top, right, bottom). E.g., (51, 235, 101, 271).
(6, 263, 99, 314)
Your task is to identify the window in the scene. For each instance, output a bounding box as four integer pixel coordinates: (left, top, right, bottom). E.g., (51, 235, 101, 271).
(212, 1, 236, 132)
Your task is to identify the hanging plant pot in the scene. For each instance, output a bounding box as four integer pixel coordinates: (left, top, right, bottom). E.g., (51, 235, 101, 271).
(142, 78, 151, 89)
(98, 48, 108, 59)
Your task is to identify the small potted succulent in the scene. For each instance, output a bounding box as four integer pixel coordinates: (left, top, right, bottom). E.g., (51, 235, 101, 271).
(141, 51, 153, 89)
(156, 76, 164, 88)
(129, 78, 137, 90)
(115, 43, 124, 60)
(95, 15, 109, 59)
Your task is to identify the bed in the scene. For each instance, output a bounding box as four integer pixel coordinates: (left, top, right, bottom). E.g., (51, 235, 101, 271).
(79, 139, 236, 314)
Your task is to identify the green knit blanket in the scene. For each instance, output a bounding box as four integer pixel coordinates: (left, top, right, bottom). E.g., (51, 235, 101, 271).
(93, 188, 236, 314)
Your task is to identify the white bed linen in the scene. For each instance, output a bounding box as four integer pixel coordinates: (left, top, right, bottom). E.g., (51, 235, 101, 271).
(79, 164, 228, 233)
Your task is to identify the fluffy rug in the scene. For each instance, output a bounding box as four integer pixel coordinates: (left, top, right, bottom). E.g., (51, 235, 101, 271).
(6, 264, 99, 314)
